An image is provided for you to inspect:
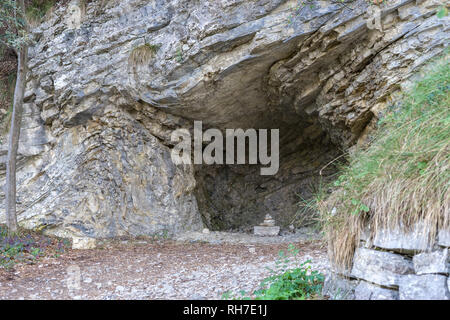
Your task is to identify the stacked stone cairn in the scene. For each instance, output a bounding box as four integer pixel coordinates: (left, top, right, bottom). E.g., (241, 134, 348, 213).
(253, 214, 280, 237)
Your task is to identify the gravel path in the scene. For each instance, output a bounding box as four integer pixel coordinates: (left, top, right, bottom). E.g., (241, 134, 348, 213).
(0, 232, 328, 300)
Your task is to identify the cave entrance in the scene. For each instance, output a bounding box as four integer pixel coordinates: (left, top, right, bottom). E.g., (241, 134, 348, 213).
(159, 39, 345, 232)
(193, 113, 341, 232)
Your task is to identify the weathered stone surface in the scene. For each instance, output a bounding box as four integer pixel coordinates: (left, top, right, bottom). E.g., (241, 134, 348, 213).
(359, 226, 371, 243)
(372, 223, 432, 253)
(351, 248, 414, 288)
(253, 226, 280, 237)
(413, 249, 449, 275)
(322, 274, 358, 300)
(72, 237, 97, 250)
(438, 229, 450, 248)
(0, 0, 448, 237)
(354, 281, 399, 300)
(399, 274, 450, 300)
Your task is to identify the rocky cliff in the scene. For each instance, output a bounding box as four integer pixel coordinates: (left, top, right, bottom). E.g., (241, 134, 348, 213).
(0, 0, 448, 238)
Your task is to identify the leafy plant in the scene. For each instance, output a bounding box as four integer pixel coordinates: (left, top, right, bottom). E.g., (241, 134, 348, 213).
(287, 0, 369, 24)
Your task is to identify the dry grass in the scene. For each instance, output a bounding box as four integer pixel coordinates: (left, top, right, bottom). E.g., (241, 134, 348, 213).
(128, 43, 160, 68)
(317, 54, 450, 270)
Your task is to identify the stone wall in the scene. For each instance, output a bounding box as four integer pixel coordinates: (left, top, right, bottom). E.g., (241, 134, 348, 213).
(323, 226, 450, 300)
(0, 0, 448, 238)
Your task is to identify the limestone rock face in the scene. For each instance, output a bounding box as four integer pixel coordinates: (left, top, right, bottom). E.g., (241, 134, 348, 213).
(253, 226, 280, 237)
(1, 103, 203, 238)
(0, 0, 448, 237)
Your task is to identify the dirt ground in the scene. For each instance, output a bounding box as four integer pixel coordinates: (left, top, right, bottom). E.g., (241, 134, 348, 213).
(0, 236, 328, 300)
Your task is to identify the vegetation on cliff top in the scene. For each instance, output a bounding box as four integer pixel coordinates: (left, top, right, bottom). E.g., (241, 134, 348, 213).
(318, 54, 450, 269)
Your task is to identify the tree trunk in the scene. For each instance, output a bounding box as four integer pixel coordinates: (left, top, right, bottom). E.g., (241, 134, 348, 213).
(5, 0, 28, 234)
